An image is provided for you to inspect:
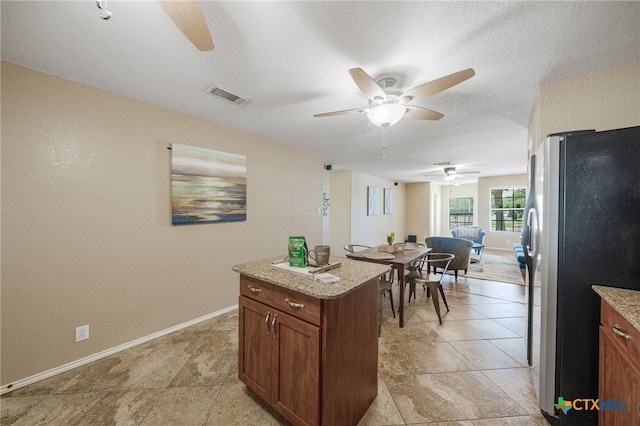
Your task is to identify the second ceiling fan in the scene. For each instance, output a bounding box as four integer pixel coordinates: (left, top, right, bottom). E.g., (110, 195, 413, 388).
(314, 67, 475, 131)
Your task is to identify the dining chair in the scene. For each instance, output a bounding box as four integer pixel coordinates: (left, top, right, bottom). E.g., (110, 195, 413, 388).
(406, 253, 455, 324)
(343, 244, 371, 254)
(378, 268, 395, 336)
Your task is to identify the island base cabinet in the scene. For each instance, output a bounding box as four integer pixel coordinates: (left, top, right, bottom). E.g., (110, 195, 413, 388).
(598, 299, 640, 425)
(239, 295, 320, 425)
(238, 275, 379, 426)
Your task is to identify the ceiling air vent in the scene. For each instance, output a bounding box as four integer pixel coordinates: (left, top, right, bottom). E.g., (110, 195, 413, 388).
(206, 84, 250, 105)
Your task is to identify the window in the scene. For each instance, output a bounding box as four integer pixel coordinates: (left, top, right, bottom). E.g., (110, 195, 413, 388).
(449, 197, 474, 229)
(490, 187, 526, 232)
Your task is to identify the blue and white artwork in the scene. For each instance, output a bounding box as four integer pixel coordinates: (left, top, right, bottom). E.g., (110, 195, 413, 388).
(171, 143, 246, 225)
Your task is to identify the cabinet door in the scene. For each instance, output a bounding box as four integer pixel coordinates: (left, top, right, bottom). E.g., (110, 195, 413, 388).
(238, 296, 273, 404)
(599, 327, 640, 426)
(271, 309, 321, 426)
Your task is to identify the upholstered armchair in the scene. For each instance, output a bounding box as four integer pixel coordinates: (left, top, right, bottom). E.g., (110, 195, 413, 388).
(450, 226, 486, 256)
(425, 237, 473, 279)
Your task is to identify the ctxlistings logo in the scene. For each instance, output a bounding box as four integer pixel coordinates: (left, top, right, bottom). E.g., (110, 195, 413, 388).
(555, 397, 627, 414)
(555, 397, 572, 414)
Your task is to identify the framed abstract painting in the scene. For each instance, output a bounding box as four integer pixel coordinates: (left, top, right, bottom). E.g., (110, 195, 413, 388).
(171, 143, 246, 225)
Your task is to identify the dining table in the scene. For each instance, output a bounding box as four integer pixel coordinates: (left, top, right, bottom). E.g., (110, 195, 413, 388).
(346, 244, 431, 327)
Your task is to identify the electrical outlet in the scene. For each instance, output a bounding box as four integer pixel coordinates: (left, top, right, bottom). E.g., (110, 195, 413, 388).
(75, 325, 89, 342)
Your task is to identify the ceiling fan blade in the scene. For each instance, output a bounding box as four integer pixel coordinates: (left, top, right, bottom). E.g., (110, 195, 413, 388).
(313, 107, 366, 118)
(159, 0, 214, 51)
(405, 106, 444, 121)
(403, 68, 475, 103)
(349, 68, 386, 101)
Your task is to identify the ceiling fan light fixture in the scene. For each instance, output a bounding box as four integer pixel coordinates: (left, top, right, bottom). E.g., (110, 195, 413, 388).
(443, 174, 456, 182)
(367, 103, 406, 127)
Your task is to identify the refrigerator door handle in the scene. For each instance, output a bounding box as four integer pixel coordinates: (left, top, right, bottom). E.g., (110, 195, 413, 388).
(527, 207, 538, 257)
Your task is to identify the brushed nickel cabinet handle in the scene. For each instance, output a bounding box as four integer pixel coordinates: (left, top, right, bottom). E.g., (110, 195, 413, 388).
(271, 314, 277, 339)
(612, 324, 631, 340)
(248, 285, 263, 294)
(265, 311, 271, 335)
(284, 298, 305, 309)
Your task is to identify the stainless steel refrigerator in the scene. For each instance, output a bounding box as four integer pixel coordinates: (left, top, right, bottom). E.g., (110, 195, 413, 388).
(522, 126, 640, 425)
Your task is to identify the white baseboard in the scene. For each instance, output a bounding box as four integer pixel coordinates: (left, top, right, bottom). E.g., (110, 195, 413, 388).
(0, 304, 238, 395)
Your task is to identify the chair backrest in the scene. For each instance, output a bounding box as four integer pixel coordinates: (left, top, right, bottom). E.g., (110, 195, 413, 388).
(406, 235, 417, 243)
(380, 267, 394, 285)
(343, 244, 371, 254)
(450, 226, 486, 245)
(425, 237, 473, 270)
(426, 253, 455, 276)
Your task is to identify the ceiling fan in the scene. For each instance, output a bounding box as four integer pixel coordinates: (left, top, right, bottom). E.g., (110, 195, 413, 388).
(314, 67, 475, 131)
(424, 166, 481, 182)
(158, 0, 214, 51)
(96, 0, 214, 51)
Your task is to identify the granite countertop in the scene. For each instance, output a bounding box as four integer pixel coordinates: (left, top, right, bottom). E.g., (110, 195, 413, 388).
(232, 256, 391, 299)
(593, 285, 640, 331)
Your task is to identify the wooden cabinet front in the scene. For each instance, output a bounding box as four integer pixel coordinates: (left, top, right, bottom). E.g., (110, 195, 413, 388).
(238, 274, 379, 426)
(271, 308, 321, 425)
(598, 299, 640, 425)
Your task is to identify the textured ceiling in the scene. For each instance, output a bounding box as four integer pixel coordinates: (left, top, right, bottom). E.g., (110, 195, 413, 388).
(2, 1, 639, 183)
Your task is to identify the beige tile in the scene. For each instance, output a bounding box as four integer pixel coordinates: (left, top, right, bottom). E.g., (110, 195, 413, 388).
(9, 391, 107, 425)
(170, 330, 237, 387)
(358, 377, 404, 426)
(468, 303, 524, 318)
(487, 338, 528, 366)
(433, 371, 528, 419)
(425, 320, 487, 342)
(466, 319, 520, 339)
(140, 386, 219, 425)
(110, 346, 192, 391)
(471, 414, 549, 425)
(378, 340, 429, 376)
(445, 305, 489, 320)
(206, 382, 275, 425)
(449, 340, 522, 370)
(492, 317, 526, 337)
(482, 368, 540, 414)
(386, 374, 468, 423)
(0, 395, 46, 425)
(56, 352, 139, 393)
(410, 342, 476, 373)
(76, 389, 164, 426)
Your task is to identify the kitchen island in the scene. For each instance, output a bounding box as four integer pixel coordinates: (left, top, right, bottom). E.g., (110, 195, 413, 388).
(593, 285, 640, 425)
(233, 257, 390, 426)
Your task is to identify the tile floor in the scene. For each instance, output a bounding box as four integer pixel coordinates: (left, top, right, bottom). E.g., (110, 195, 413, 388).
(2, 275, 549, 425)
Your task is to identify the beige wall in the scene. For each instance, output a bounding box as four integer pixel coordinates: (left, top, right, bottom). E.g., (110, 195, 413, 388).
(329, 171, 406, 256)
(529, 61, 640, 153)
(405, 182, 431, 242)
(1, 63, 324, 385)
(328, 171, 352, 257)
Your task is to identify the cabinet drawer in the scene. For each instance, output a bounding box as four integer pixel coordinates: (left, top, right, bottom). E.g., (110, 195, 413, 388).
(274, 286, 321, 326)
(240, 275, 274, 305)
(601, 299, 640, 364)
